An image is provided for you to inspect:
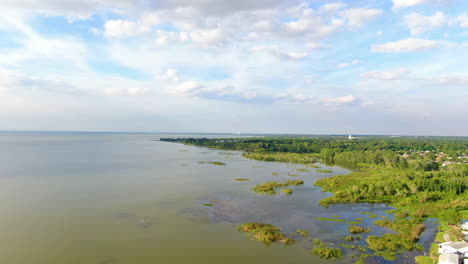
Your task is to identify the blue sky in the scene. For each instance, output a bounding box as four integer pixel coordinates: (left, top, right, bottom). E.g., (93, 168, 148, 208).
(0, 0, 467, 135)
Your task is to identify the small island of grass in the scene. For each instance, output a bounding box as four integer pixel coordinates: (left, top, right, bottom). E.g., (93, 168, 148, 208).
(281, 188, 293, 194)
(234, 178, 250, 181)
(348, 225, 370, 234)
(238, 223, 295, 245)
(198, 161, 226, 166)
(311, 239, 343, 260)
(252, 180, 304, 195)
(316, 169, 332, 173)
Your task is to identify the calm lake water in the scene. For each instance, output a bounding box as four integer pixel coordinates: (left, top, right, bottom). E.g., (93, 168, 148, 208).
(0, 132, 435, 264)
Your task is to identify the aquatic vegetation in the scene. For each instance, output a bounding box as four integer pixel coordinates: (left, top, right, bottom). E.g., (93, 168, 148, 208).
(348, 225, 370, 234)
(202, 203, 213, 206)
(283, 180, 304, 186)
(180, 164, 188, 166)
(374, 251, 397, 261)
(316, 169, 332, 173)
(237, 223, 294, 245)
(287, 173, 300, 177)
(198, 161, 226, 166)
(272, 172, 278, 176)
(306, 165, 320, 168)
(311, 239, 343, 260)
(162, 136, 468, 262)
(369, 218, 425, 252)
(281, 189, 293, 195)
(252, 165, 266, 168)
(341, 235, 362, 241)
(295, 229, 308, 237)
(252, 180, 304, 195)
(296, 168, 310, 172)
(234, 178, 250, 181)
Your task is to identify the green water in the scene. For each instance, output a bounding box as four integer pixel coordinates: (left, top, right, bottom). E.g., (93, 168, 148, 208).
(0, 132, 402, 264)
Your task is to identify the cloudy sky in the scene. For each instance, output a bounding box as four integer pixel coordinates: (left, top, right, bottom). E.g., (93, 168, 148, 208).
(0, 0, 467, 135)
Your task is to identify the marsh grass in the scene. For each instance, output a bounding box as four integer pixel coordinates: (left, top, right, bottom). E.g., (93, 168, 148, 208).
(295, 229, 309, 237)
(317, 169, 333, 173)
(311, 239, 343, 260)
(237, 223, 295, 245)
(198, 161, 226, 166)
(281, 189, 293, 195)
(235, 178, 250, 181)
(348, 225, 371, 234)
(252, 180, 304, 195)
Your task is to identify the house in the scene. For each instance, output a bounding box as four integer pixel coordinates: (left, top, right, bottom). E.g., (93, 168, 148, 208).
(439, 242, 468, 264)
(439, 252, 461, 264)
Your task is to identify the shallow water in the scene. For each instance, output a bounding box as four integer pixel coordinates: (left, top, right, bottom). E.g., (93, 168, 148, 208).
(0, 132, 435, 263)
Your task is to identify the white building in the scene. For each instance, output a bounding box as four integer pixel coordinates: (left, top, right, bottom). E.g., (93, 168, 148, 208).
(439, 242, 468, 264)
(439, 252, 461, 264)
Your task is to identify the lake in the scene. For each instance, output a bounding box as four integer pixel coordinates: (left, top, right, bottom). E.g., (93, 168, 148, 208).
(0, 132, 435, 263)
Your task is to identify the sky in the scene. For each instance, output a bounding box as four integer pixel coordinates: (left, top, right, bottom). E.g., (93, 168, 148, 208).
(0, 0, 467, 136)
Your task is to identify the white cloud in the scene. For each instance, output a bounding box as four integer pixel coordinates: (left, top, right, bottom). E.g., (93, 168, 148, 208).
(361, 69, 410, 80)
(157, 68, 180, 81)
(322, 95, 359, 105)
(154, 31, 189, 45)
(404, 12, 447, 35)
(457, 14, 468, 28)
(337, 60, 361, 69)
(341, 8, 383, 28)
(190, 28, 226, 46)
(392, 0, 428, 10)
(104, 20, 151, 38)
(371, 38, 452, 52)
(305, 42, 327, 50)
(320, 3, 347, 13)
(251, 46, 308, 60)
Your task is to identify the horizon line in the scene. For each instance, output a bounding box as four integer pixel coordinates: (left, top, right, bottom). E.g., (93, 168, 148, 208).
(0, 130, 467, 138)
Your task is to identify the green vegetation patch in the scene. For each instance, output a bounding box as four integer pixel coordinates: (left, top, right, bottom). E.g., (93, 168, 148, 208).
(374, 251, 398, 261)
(237, 223, 294, 245)
(202, 203, 213, 206)
(317, 169, 333, 173)
(243, 152, 318, 164)
(348, 225, 371, 234)
(281, 189, 293, 195)
(296, 168, 310, 172)
(341, 235, 362, 241)
(311, 239, 343, 260)
(198, 161, 226, 166)
(252, 180, 304, 195)
(295, 229, 309, 237)
(415, 256, 433, 264)
(234, 178, 250, 181)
